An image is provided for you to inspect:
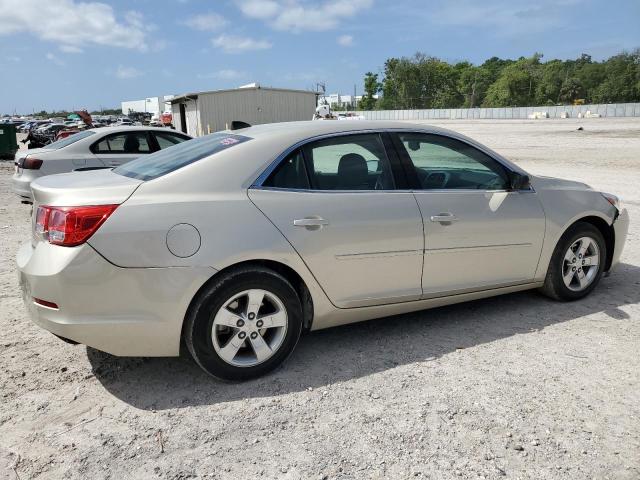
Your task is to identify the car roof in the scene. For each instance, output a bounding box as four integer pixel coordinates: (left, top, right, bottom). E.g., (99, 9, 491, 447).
(232, 120, 456, 142)
(89, 126, 191, 135)
(223, 120, 524, 179)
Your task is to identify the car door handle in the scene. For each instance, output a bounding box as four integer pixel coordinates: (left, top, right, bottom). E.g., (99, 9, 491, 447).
(293, 217, 329, 229)
(430, 213, 459, 224)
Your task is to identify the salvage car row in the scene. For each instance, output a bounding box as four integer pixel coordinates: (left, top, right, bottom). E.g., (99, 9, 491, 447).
(12, 126, 191, 201)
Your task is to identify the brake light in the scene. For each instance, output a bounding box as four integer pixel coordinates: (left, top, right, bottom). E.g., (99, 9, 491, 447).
(35, 204, 118, 246)
(35, 205, 50, 236)
(33, 297, 59, 309)
(23, 157, 43, 169)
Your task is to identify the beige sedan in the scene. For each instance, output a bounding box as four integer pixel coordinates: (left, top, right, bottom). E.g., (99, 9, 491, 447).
(17, 121, 629, 381)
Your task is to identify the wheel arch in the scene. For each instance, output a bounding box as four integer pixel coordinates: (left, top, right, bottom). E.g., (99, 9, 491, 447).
(560, 215, 615, 271)
(180, 259, 315, 352)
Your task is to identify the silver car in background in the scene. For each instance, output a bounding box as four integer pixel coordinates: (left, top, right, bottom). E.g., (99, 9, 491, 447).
(17, 121, 629, 381)
(11, 126, 191, 202)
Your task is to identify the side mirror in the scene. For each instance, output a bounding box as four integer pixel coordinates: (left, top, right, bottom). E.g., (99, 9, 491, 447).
(509, 172, 530, 191)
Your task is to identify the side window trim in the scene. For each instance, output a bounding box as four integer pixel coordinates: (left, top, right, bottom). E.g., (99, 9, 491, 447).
(389, 131, 513, 191)
(381, 131, 410, 190)
(299, 147, 316, 190)
(148, 131, 161, 153)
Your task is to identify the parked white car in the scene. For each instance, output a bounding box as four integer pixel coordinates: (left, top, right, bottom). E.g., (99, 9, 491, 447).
(12, 126, 191, 201)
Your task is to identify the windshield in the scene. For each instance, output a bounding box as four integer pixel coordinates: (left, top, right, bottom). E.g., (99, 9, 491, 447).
(43, 130, 95, 150)
(114, 132, 252, 181)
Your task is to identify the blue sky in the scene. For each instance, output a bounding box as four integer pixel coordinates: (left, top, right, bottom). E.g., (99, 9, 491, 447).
(0, 0, 638, 114)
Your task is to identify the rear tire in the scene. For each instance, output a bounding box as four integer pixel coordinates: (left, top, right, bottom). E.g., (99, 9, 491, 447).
(540, 222, 606, 301)
(185, 267, 303, 381)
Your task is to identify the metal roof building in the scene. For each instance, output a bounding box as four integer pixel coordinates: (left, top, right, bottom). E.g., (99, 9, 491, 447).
(170, 85, 317, 137)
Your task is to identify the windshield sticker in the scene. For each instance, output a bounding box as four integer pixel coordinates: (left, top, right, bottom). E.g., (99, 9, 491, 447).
(220, 137, 240, 146)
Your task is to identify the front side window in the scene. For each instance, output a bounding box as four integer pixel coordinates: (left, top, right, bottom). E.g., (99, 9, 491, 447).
(303, 134, 395, 190)
(397, 133, 509, 190)
(92, 132, 151, 154)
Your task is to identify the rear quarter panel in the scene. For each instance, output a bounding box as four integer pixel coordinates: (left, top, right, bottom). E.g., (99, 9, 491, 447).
(87, 188, 335, 327)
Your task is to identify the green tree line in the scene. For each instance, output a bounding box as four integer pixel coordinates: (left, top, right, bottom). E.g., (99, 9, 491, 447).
(359, 50, 640, 110)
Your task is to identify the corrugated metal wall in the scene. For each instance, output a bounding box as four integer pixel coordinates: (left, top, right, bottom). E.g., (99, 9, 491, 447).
(195, 88, 317, 134)
(352, 102, 640, 120)
(172, 107, 182, 133)
(185, 101, 200, 137)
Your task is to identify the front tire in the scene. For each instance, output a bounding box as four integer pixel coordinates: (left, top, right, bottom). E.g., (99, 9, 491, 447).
(185, 267, 303, 381)
(540, 222, 606, 301)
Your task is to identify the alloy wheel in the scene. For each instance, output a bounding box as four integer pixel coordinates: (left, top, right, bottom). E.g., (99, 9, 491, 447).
(562, 236, 600, 292)
(211, 289, 288, 367)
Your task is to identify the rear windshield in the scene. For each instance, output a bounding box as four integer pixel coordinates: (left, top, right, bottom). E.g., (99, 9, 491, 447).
(114, 133, 252, 181)
(43, 130, 95, 150)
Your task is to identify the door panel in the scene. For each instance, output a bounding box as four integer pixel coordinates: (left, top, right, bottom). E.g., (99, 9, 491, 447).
(390, 131, 545, 295)
(414, 190, 545, 295)
(249, 189, 424, 308)
(94, 153, 142, 167)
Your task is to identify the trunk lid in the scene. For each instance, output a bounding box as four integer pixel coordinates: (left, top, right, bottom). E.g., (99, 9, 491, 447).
(31, 169, 143, 206)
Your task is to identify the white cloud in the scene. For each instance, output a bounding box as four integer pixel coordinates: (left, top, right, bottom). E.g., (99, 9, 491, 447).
(235, 0, 373, 32)
(337, 34, 353, 46)
(212, 34, 272, 53)
(238, 0, 280, 19)
(115, 65, 143, 79)
(182, 12, 227, 31)
(60, 45, 83, 53)
(0, 0, 149, 51)
(46, 52, 65, 66)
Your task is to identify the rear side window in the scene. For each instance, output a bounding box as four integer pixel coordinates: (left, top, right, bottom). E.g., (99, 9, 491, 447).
(263, 150, 310, 189)
(114, 133, 251, 181)
(42, 130, 95, 150)
(154, 132, 190, 150)
(303, 134, 395, 190)
(92, 132, 151, 154)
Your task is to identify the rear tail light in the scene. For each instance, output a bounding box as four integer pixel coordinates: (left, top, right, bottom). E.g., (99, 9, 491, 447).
(35, 204, 118, 247)
(33, 297, 59, 309)
(22, 157, 43, 170)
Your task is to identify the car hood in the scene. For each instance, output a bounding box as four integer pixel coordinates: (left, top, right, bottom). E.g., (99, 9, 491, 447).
(31, 169, 143, 206)
(530, 175, 593, 192)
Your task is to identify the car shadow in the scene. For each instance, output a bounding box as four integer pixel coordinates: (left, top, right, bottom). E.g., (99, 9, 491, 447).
(87, 262, 640, 410)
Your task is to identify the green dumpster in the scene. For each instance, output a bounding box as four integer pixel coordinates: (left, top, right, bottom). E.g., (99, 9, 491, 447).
(0, 124, 19, 160)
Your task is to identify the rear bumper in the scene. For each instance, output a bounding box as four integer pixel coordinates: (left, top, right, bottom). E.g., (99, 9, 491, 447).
(17, 241, 213, 356)
(11, 172, 34, 201)
(610, 207, 629, 270)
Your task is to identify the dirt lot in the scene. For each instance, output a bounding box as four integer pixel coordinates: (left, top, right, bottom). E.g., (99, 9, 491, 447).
(1, 118, 639, 480)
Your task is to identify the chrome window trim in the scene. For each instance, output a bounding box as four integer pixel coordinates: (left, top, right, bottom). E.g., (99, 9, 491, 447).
(252, 186, 535, 195)
(250, 128, 535, 193)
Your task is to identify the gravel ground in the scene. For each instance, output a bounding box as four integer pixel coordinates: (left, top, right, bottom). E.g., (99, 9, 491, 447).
(1, 118, 639, 480)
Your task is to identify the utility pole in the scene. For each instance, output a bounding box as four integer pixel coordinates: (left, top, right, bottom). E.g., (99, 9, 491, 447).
(353, 84, 357, 110)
